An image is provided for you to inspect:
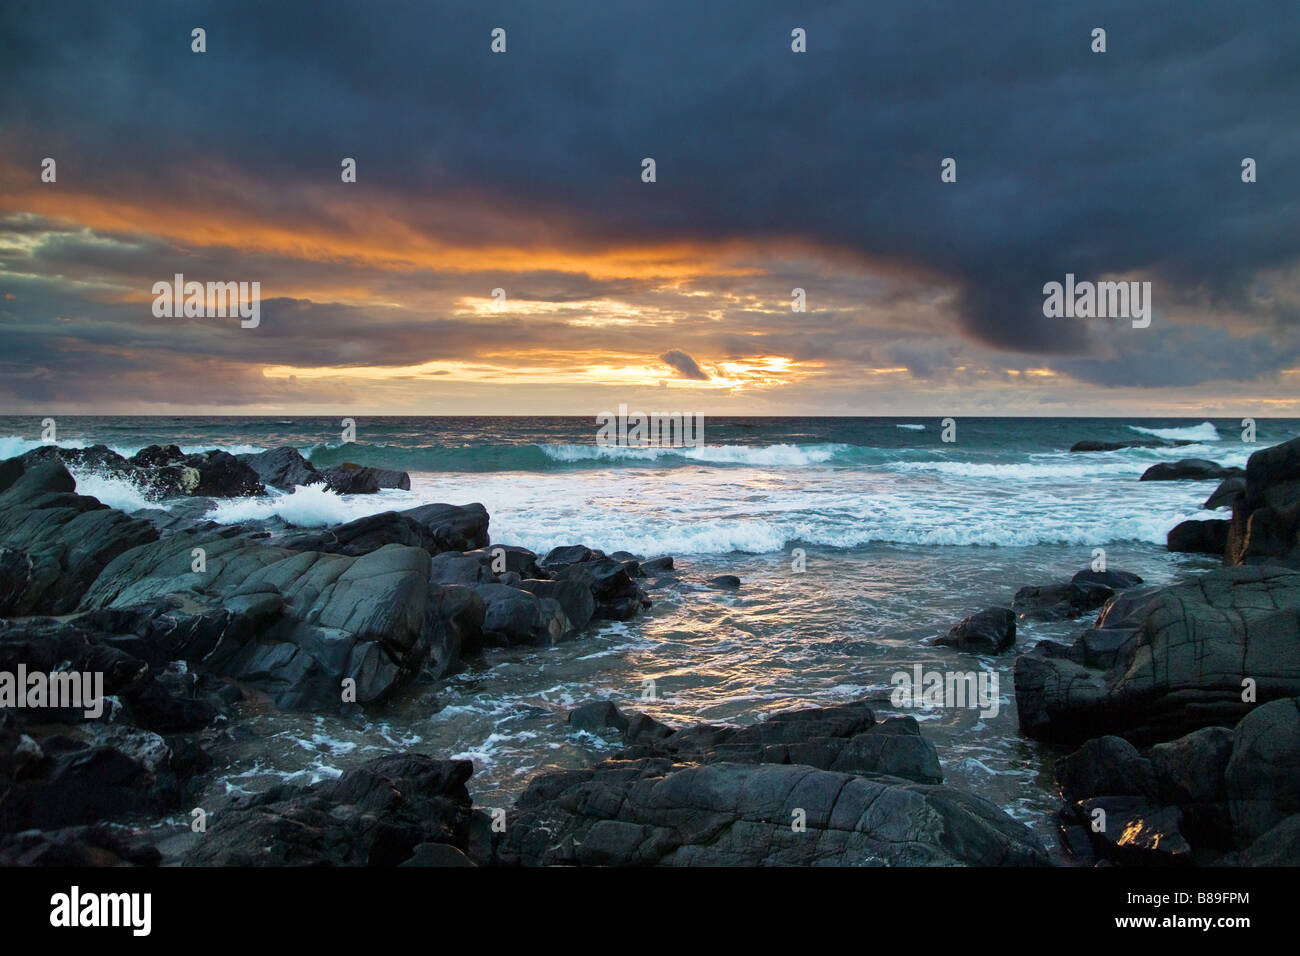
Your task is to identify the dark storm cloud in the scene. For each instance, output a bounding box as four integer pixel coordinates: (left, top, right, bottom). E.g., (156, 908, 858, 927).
(0, 0, 1298, 398)
(659, 349, 709, 381)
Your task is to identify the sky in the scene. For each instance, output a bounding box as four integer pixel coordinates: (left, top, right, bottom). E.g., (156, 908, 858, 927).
(1, 0, 1298, 416)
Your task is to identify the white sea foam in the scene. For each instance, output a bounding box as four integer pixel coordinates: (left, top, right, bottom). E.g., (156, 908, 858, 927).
(1128, 421, 1221, 441)
(204, 484, 413, 527)
(895, 424, 926, 430)
(540, 442, 848, 467)
(67, 470, 156, 512)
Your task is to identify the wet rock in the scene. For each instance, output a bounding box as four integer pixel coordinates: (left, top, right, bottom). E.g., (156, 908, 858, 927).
(492, 758, 1047, 866)
(1167, 519, 1229, 555)
(708, 575, 741, 590)
(0, 825, 162, 867)
(519, 578, 594, 633)
(1237, 814, 1300, 865)
(1227, 436, 1300, 566)
(1076, 797, 1192, 865)
(401, 502, 490, 553)
(1055, 736, 1158, 805)
(320, 463, 381, 494)
(937, 606, 1015, 652)
(1204, 475, 1246, 511)
(0, 458, 159, 615)
(1070, 439, 1193, 453)
(278, 511, 445, 557)
(1150, 726, 1234, 845)
(1140, 459, 1242, 482)
(568, 701, 630, 736)
(1225, 697, 1300, 846)
(1013, 581, 1113, 621)
(475, 583, 569, 647)
(1015, 566, 1300, 744)
(239, 446, 323, 490)
(1071, 568, 1143, 589)
(182, 754, 473, 866)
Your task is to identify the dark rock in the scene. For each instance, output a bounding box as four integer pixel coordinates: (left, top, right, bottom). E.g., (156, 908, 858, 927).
(568, 701, 630, 736)
(492, 758, 1047, 866)
(1015, 566, 1300, 744)
(278, 511, 445, 557)
(1071, 568, 1143, 589)
(1227, 436, 1300, 566)
(475, 583, 568, 647)
(1013, 581, 1113, 621)
(1237, 814, 1300, 865)
(1225, 697, 1300, 846)
(399, 842, 475, 866)
(937, 607, 1015, 652)
(1055, 736, 1158, 805)
(1077, 797, 1192, 865)
(1140, 459, 1242, 482)
(708, 575, 741, 590)
(320, 463, 381, 494)
(519, 578, 594, 633)
(1070, 439, 1193, 453)
(240, 446, 322, 490)
(371, 468, 411, 491)
(1167, 519, 1229, 555)
(641, 556, 674, 574)
(0, 825, 162, 867)
(1150, 726, 1234, 845)
(0, 457, 159, 615)
(541, 545, 596, 568)
(1204, 475, 1246, 511)
(401, 502, 490, 553)
(182, 754, 473, 866)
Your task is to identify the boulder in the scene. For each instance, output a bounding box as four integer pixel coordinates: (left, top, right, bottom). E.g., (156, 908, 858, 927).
(0, 457, 159, 615)
(401, 502, 490, 553)
(239, 446, 322, 490)
(1140, 459, 1242, 482)
(1224, 697, 1300, 846)
(182, 754, 473, 866)
(568, 701, 630, 736)
(1055, 736, 1158, 805)
(490, 759, 1048, 866)
(937, 607, 1015, 652)
(320, 463, 381, 494)
(1227, 436, 1300, 566)
(1071, 568, 1143, 590)
(1015, 565, 1300, 744)
(1167, 519, 1229, 555)
(1013, 581, 1113, 621)
(1204, 475, 1246, 511)
(1149, 726, 1234, 845)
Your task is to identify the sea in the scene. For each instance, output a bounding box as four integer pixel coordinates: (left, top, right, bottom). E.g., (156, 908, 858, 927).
(1, 415, 1287, 853)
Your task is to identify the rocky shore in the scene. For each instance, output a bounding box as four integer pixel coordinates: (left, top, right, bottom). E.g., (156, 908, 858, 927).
(1, 437, 1298, 867)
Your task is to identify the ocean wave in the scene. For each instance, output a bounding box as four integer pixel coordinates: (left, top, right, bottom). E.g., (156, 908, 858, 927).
(1128, 421, 1221, 441)
(489, 507, 1200, 555)
(305, 441, 880, 472)
(204, 483, 415, 527)
(66, 469, 158, 512)
(895, 424, 926, 431)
